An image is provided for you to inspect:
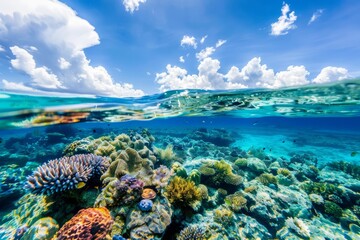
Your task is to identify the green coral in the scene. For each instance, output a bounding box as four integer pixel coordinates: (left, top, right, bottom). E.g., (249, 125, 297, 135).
(198, 160, 242, 188)
(188, 169, 201, 185)
(257, 173, 278, 186)
(300, 181, 343, 199)
(324, 200, 343, 218)
(328, 161, 360, 180)
(164, 176, 202, 208)
(225, 192, 247, 212)
(234, 158, 248, 168)
(277, 168, 292, 177)
(171, 162, 188, 178)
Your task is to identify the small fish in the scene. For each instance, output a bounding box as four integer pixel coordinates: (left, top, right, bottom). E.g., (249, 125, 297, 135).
(282, 140, 285, 143)
(252, 121, 259, 126)
(76, 182, 86, 189)
(92, 129, 96, 133)
(351, 151, 358, 157)
(262, 147, 266, 150)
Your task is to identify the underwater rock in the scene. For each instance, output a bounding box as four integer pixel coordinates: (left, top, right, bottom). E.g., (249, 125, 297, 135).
(55, 207, 113, 240)
(22, 217, 59, 240)
(26, 154, 110, 195)
(190, 128, 236, 147)
(246, 157, 268, 174)
(126, 197, 172, 240)
(237, 214, 272, 240)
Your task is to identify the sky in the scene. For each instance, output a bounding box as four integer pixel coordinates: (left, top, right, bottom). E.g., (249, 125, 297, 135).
(0, 0, 359, 97)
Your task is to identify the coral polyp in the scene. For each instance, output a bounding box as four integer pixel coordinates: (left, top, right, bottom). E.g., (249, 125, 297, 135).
(26, 154, 110, 195)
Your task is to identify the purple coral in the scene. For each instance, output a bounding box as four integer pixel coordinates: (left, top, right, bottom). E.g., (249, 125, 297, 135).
(152, 165, 172, 189)
(26, 154, 110, 195)
(113, 175, 144, 205)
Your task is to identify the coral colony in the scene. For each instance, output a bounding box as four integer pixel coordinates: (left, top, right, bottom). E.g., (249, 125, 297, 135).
(0, 129, 360, 239)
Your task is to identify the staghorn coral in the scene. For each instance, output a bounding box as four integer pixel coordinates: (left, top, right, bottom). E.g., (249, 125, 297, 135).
(26, 154, 110, 195)
(199, 160, 242, 189)
(177, 225, 206, 240)
(95, 175, 144, 207)
(164, 176, 202, 208)
(55, 207, 113, 240)
(225, 191, 248, 212)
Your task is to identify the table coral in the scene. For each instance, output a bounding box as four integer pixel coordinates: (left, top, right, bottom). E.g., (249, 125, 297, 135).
(55, 207, 113, 240)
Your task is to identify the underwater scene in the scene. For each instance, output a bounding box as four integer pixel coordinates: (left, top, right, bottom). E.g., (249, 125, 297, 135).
(0, 80, 360, 240)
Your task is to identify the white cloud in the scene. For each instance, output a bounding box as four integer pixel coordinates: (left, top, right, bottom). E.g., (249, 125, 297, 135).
(309, 9, 324, 25)
(123, 0, 146, 13)
(215, 39, 227, 48)
(10, 46, 62, 89)
(0, 45, 5, 52)
(2, 79, 38, 92)
(0, 0, 143, 97)
(58, 57, 71, 70)
(180, 35, 197, 49)
(271, 3, 297, 36)
(312, 66, 348, 84)
(146, 71, 151, 76)
(196, 47, 215, 61)
(273, 65, 310, 88)
(200, 35, 207, 44)
(179, 56, 185, 63)
(156, 56, 349, 91)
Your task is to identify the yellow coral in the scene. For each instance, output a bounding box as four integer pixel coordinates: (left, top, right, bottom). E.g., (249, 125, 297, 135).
(164, 176, 202, 208)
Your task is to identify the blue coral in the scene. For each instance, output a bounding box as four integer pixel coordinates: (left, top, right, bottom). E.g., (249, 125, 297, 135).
(113, 235, 126, 240)
(26, 154, 110, 195)
(138, 199, 153, 212)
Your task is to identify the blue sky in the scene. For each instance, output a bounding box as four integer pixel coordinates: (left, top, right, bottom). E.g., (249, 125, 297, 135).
(0, 0, 359, 97)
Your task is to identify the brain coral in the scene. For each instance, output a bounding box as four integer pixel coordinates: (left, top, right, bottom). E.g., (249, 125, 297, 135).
(55, 207, 113, 240)
(26, 154, 110, 195)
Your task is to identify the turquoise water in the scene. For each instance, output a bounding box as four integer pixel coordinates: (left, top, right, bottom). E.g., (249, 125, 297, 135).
(1, 79, 360, 239)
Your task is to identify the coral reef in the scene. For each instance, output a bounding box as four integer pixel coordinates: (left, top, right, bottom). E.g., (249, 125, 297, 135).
(199, 160, 242, 190)
(225, 191, 248, 212)
(164, 176, 202, 208)
(26, 154, 110, 195)
(55, 207, 113, 240)
(138, 199, 153, 212)
(257, 173, 278, 186)
(95, 175, 144, 207)
(21, 217, 59, 240)
(177, 225, 206, 240)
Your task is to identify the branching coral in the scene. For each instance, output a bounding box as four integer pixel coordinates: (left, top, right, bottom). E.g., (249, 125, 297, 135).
(164, 176, 202, 208)
(26, 154, 110, 195)
(55, 207, 113, 239)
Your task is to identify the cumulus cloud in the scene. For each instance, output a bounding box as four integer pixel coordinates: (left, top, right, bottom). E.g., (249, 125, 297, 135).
(180, 35, 197, 49)
(271, 3, 297, 36)
(179, 56, 185, 63)
(10, 46, 62, 89)
(196, 47, 215, 61)
(313, 67, 348, 84)
(123, 0, 146, 13)
(156, 56, 348, 91)
(0, 45, 5, 52)
(309, 9, 324, 25)
(0, 0, 143, 97)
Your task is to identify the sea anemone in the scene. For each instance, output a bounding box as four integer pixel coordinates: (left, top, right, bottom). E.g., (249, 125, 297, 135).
(26, 154, 110, 195)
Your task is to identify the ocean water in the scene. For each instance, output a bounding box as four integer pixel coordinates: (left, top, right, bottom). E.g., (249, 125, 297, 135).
(0, 79, 360, 239)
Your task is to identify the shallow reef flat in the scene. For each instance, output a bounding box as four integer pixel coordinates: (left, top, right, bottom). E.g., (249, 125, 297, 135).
(0, 126, 359, 239)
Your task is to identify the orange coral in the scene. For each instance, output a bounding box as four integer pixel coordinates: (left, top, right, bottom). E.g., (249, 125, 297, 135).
(142, 188, 157, 199)
(55, 207, 113, 240)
